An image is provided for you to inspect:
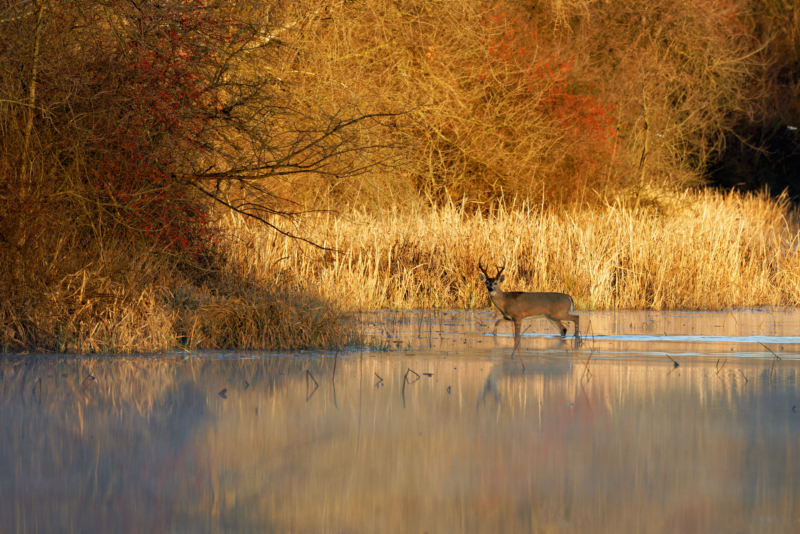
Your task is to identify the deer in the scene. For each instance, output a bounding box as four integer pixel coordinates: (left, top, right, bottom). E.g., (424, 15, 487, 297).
(478, 261, 580, 367)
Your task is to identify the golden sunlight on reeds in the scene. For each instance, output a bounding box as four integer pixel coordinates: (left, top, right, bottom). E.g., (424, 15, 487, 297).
(8, 270, 355, 354)
(223, 190, 800, 312)
(171, 284, 357, 351)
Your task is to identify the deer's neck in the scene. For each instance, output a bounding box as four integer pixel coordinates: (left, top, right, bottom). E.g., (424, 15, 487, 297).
(488, 287, 510, 312)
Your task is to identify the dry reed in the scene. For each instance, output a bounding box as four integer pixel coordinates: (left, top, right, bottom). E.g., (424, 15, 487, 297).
(1, 256, 356, 354)
(171, 283, 357, 351)
(5, 189, 796, 353)
(223, 190, 800, 311)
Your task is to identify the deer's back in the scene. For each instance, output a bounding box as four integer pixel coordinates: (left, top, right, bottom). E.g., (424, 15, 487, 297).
(501, 291, 573, 317)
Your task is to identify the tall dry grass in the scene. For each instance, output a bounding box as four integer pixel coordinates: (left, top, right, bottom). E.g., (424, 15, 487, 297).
(223, 190, 800, 311)
(0, 251, 356, 354)
(5, 189, 797, 353)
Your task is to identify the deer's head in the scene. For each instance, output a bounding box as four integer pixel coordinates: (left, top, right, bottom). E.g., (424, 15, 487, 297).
(478, 260, 505, 293)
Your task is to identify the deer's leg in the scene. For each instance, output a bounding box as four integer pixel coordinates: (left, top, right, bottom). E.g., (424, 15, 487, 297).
(512, 319, 525, 369)
(545, 316, 568, 337)
(567, 314, 580, 338)
(492, 317, 507, 336)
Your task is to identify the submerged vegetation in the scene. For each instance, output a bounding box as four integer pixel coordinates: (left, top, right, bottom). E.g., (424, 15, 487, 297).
(1, 0, 799, 352)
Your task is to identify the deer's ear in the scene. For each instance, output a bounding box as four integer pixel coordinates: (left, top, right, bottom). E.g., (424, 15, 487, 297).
(478, 273, 487, 282)
(497, 275, 505, 283)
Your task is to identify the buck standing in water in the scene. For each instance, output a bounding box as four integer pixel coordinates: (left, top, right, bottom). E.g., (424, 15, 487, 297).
(478, 261, 580, 367)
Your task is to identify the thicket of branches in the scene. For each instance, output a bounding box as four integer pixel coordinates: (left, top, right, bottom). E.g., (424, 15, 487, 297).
(0, 0, 397, 349)
(710, 0, 800, 197)
(306, 0, 772, 209)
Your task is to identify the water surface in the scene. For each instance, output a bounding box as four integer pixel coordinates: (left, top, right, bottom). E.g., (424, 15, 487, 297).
(3, 309, 800, 533)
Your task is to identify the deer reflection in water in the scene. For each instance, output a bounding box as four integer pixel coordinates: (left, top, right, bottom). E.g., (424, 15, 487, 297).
(477, 360, 574, 409)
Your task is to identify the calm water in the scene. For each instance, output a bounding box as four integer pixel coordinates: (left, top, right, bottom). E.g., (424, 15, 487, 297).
(3, 309, 800, 533)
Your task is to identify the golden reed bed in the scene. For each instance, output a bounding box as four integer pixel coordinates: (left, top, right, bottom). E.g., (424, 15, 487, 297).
(9, 190, 795, 354)
(224, 190, 800, 312)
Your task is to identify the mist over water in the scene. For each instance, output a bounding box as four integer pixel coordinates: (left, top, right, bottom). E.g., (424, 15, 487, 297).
(3, 310, 800, 533)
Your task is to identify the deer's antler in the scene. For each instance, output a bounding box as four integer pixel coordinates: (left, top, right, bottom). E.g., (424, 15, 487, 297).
(495, 261, 506, 278)
(478, 256, 490, 277)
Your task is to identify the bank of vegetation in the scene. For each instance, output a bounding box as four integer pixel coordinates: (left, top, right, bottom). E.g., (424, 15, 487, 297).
(228, 190, 800, 311)
(1, 0, 799, 352)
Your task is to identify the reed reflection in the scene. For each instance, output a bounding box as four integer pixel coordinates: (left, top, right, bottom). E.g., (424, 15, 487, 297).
(1, 342, 799, 533)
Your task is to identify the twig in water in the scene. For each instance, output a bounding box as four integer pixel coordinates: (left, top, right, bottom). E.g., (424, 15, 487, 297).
(306, 370, 319, 387)
(401, 371, 408, 407)
(306, 370, 319, 401)
(332, 373, 339, 409)
(759, 341, 780, 360)
(665, 354, 679, 368)
(716, 358, 727, 377)
(332, 350, 339, 382)
(759, 342, 781, 380)
(218, 388, 227, 399)
(374, 372, 383, 386)
(405, 368, 420, 383)
(760, 313, 777, 330)
(585, 320, 596, 351)
(739, 370, 748, 384)
(401, 368, 422, 408)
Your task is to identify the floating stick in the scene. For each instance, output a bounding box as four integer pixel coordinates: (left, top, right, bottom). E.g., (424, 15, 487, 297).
(404, 368, 420, 383)
(332, 350, 339, 381)
(306, 370, 319, 400)
(760, 342, 781, 380)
